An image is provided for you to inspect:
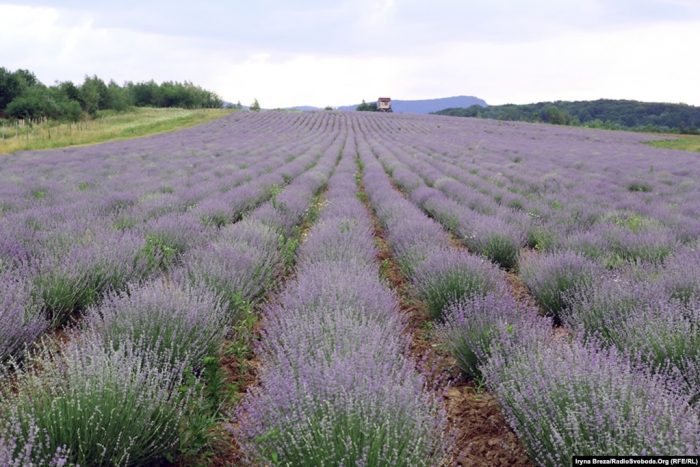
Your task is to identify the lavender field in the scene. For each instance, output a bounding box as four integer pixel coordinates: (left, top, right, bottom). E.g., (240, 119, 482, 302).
(1, 111, 700, 466)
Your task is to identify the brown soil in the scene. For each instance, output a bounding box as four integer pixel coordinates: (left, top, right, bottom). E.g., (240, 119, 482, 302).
(207, 325, 265, 467)
(358, 177, 534, 466)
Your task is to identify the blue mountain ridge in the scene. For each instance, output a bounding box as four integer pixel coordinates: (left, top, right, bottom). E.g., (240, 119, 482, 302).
(286, 96, 488, 114)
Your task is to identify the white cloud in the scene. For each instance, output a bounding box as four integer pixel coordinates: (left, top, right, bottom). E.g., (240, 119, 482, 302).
(1, 2, 699, 107)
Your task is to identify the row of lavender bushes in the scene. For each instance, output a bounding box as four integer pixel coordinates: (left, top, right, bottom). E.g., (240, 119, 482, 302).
(235, 134, 451, 466)
(0, 111, 343, 367)
(356, 136, 505, 321)
(0, 112, 345, 465)
(3, 110, 700, 465)
(520, 248, 700, 397)
(355, 114, 700, 464)
(360, 132, 526, 270)
(361, 113, 700, 265)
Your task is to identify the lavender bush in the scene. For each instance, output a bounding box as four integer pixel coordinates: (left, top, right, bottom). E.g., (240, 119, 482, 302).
(0, 268, 47, 363)
(299, 218, 378, 265)
(84, 279, 228, 371)
(459, 213, 526, 269)
(236, 344, 449, 466)
(2, 336, 197, 467)
(237, 260, 450, 466)
(520, 250, 604, 321)
(175, 239, 281, 317)
(484, 339, 700, 466)
(411, 249, 504, 320)
(612, 298, 700, 395)
(658, 246, 700, 304)
(34, 229, 151, 326)
(218, 218, 281, 255)
(386, 216, 449, 276)
(438, 292, 551, 380)
(562, 276, 660, 343)
(564, 273, 700, 396)
(139, 212, 207, 265)
(0, 416, 70, 467)
(602, 223, 678, 265)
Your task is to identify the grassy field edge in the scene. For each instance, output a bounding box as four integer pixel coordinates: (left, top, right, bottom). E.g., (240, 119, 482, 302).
(0, 107, 234, 155)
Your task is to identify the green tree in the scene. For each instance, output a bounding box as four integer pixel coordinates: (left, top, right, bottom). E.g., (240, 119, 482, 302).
(107, 80, 129, 112)
(14, 69, 38, 87)
(59, 81, 81, 102)
(79, 75, 111, 113)
(250, 98, 261, 111)
(356, 100, 377, 111)
(0, 67, 24, 110)
(6, 95, 44, 119)
(61, 100, 83, 122)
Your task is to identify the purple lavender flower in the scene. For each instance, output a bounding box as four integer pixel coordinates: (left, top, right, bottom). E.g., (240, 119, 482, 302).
(657, 246, 700, 303)
(484, 339, 700, 465)
(84, 279, 229, 370)
(0, 268, 47, 364)
(175, 240, 281, 316)
(438, 291, 551, 379)
(0, 415, 69, 467)
(34, 228, 151, 326)
(411, 249, 505, 320)
(2, 335, 197, 466)
(520, 250, 605, 322)
(459, 212, 526, 269)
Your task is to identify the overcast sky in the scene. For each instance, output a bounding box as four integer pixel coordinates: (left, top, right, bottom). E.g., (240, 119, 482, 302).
(2, 0, 699, 108)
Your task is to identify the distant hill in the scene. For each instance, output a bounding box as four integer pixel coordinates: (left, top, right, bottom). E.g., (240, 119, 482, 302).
(287, 106, 321, 111)
(433, 99, 700, 134)
(287, 96, 487, 114)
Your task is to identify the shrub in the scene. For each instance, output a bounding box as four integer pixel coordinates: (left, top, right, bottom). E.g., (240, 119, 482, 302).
(140, 212, 207, 265)
(484, 340, 700, 466)
(0, 416, 70, 467)
(0, 268, 47, 364)
(411, 250, 504, 320)
(460, 214, 525, 269)
(236, 261, 450, 466)
(35, 229, 150, 326)
(299, 218, 377, 265)
(386, 215, 450, 277)
(437, 292, 550, 380)
(600, 297, 700, 396)
(236, 344, 449, 466)
(84, 279, 228, 371)
(175, 240, 280, 317)
(555, 228, 610, 260)
(218, 218, 281, 254)
(657, 246, 700, 304)
(520, 250, 603, 322)
(562, 275, 659, 343)
(270, 260, 402, 326)
(604, 225, 678, 264)
(2, 336, 197, 467)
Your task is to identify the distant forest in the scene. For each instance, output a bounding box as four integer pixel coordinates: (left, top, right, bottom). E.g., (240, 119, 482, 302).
(433, 99, 700, 134)
(0, 67, 223, 122)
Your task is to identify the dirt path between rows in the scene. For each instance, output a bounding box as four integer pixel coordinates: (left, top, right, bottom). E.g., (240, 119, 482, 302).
(357, 176, 533, 466)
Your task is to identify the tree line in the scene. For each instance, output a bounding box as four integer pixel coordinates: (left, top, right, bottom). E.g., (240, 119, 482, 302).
(356, 100, 378, 111)
(0, 67, 224, 122)
(433, 99, 700, 135)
